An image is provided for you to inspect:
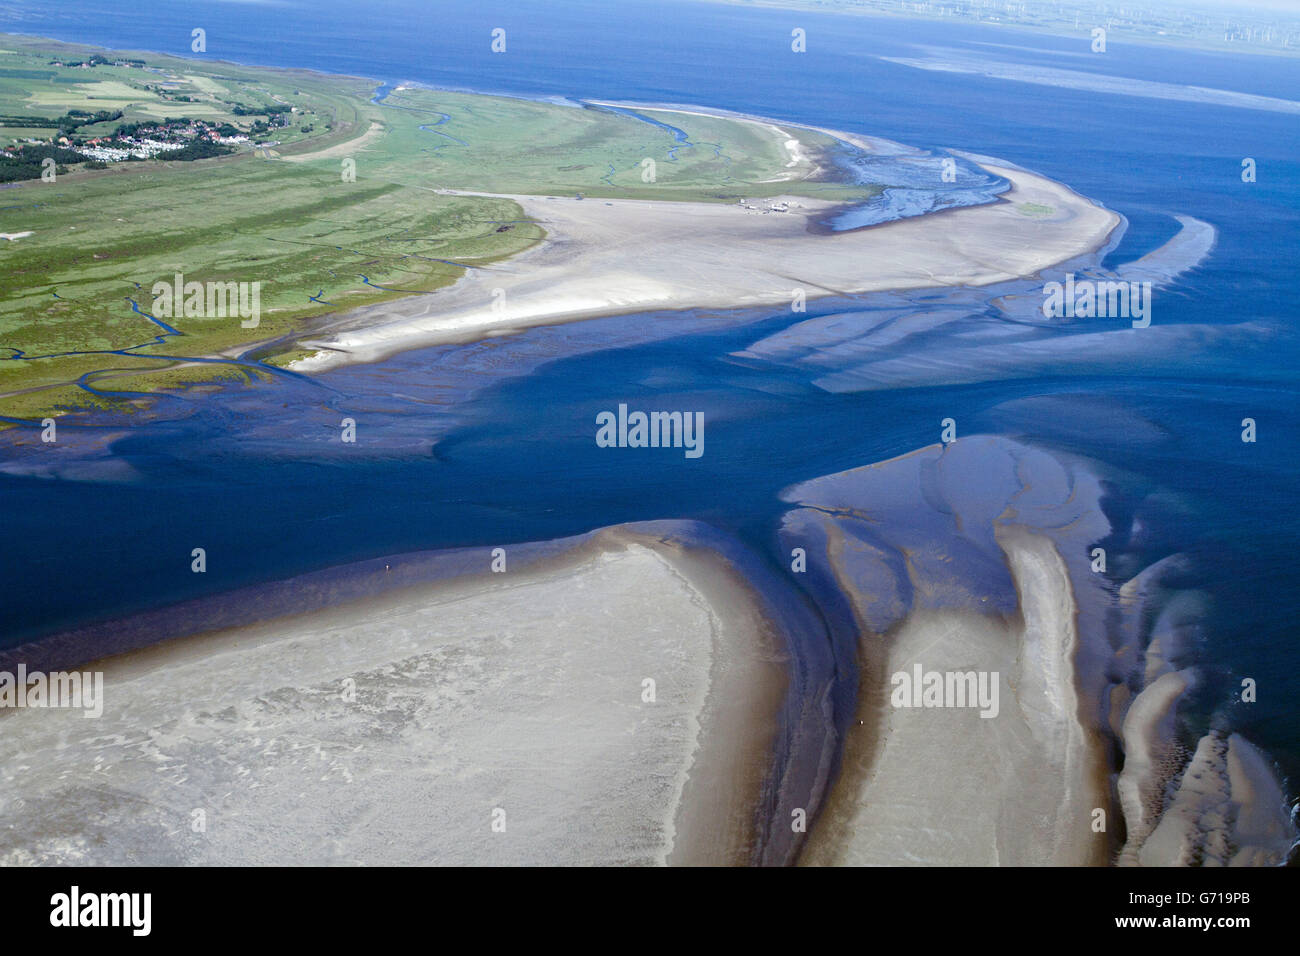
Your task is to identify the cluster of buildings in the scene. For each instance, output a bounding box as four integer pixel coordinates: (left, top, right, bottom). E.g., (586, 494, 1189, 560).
(74, 120, 249, 163)
(75, 138, 183, 162)
(46, 55, 145, 69)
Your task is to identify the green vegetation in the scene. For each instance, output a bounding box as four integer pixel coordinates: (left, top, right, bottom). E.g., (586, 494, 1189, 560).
(356, 89, 871, 203)
(0, 34, 880, 424)
(0, 108, 122, 131)
(0, 142, 85, 182)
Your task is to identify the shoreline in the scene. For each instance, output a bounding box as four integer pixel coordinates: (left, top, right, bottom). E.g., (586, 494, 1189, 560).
(2, 23, 1295, 872)
(3, 434, 1293, 866)
(0, 521, 814, 866)
(290, 154, 1121, 373)
(0, 32, 1121, 408)
(698, 0, 1300, 63)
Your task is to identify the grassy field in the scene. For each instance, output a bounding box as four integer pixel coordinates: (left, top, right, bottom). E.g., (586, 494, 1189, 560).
(0, 34, 880, 423)
(349, 87, 873, 203)
(0, 45, 334, 150)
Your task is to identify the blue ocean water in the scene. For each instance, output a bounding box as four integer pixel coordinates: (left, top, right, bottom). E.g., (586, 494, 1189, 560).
(1, 0, 1298, 786)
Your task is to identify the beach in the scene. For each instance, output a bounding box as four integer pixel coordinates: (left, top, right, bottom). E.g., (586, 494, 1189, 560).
(290, 153, 1120, 372)
(0, 525, 795, 866)
(3, 436, 1294, 867)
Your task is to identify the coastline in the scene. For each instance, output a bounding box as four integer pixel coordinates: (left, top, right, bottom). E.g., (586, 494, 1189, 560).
(3, 25, 1292, 871)
(0, 33, 1121, 407)
(290, 155, 1120, 373)
(3, 434, 1293, 866)
(0, 521, 828, 866)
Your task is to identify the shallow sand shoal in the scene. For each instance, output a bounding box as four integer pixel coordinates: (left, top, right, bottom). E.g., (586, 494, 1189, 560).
(0, 528, 788, 866)
(292, 159, 1120, 372)
(800, 529, 1109, 866)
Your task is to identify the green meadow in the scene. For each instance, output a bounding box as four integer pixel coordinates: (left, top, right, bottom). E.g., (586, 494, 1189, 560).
(0, 35, 879, 423)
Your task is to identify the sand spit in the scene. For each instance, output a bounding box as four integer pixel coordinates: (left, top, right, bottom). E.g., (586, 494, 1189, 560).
(1115, 669, 1198, 858)
(985, 213, 1217, 326)
(290, 157, 1119, 372)
(730, 213, 1236, 398)
(0, 522, 832, 866)
(1114, 214, 1216, 286)
(779, 435, 1294, 866)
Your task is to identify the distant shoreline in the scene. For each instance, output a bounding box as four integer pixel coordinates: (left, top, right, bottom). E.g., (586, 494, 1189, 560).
(694, 0, 1300, 61)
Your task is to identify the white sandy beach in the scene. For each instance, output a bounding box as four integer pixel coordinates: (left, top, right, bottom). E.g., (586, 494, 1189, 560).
(0, 528, 787, 866)
(291, 154, 1119, 372)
